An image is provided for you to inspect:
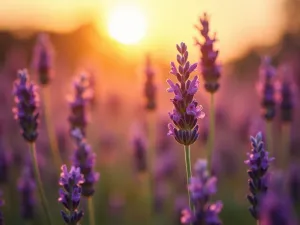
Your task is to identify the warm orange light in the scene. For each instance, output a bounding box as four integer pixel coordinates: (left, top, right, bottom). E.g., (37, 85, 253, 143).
(108, 5, 147, 45)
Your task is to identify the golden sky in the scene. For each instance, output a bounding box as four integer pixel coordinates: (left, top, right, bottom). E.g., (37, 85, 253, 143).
(0, 0, 286, 62)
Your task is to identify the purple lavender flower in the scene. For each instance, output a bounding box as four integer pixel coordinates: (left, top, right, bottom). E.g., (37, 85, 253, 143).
(280, 80, 293, 123)
(245, 132, 274, 220)
(13, 69, 39, 143)
(72, 129, 99, 197)
(68, 73, 93, 137)
(195, 13, 221, 94)
(167, 42, 205, 145)
(144, 54, 157, 111)
(258, 57, 276, 121)
(58, 165, 84, 225)
(132, 137, 147, 173)
(33, 33, 54, 85)
(18, 165, 35, 220)
(181, 159, 223, 225)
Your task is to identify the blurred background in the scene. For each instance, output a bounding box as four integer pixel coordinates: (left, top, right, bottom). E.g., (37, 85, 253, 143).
(0, 0, 300, 225)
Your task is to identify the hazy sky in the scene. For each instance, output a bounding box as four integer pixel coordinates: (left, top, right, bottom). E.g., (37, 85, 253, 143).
(0, 0, 286, 62)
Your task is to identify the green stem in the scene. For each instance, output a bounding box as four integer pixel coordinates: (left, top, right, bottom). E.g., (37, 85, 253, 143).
(207, 94, 215, 173)
(184, 145, 194, 215)
(266, 122, 273, 163)
(88, 197, 95, 225)
(42, 86, 62, 172)
(28, 143, 52, 225)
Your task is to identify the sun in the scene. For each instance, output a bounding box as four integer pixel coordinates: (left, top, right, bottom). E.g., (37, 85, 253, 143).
(108, 5, 147, 45)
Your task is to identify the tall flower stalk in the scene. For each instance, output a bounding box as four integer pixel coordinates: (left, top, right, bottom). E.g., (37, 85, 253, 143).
(195, 13, 221, 173)
(167, 42, 205, 217)
(71, 129, 99, 225)
(58, 165, 84, 225)
(144, 54, 157, 213)
(13, 69, 52, 225)
(245, 132, 274, 224)
(181, 159, 223, 225)
(258, 57, 276, 161)
(33, 33, 62, 171)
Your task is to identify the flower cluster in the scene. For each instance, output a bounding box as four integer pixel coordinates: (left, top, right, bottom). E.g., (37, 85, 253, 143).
(68, 73, 93, 136)
(72, 129, 99, 197)
(18, 165, 36, 220)
(245, 132, 274, 219)
(195, 13, 221, 94)
(181, 159, 223, 225)
(58, 165, 84, 225)
(144, 55, 156, 111)
(33, 33, 54, 85)
(259, 57, 276, 121)
(13, 69, 39, 143)
(167, 42, 205, 145)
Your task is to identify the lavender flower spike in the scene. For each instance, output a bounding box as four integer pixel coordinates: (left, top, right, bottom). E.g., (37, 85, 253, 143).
(144, 54, 157, 111)
(280, 79, 293, 123)
(167, 42, 205, 145)
(195, 13, 221, 94)
(133, 137, 147, 173)
(59, 165, 84, 225)
(68, 73, 93, 137)
(181, 159, 223, 225)
(245, 132, 274, 220)
(259, 57, 276, 121)
(72, 129, 99, 197)
(18, 165, 36, 220)
(13, 69, 39, 143)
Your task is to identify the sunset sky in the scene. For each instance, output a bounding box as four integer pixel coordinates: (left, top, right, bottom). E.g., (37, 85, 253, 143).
(0, 0, 286, 62)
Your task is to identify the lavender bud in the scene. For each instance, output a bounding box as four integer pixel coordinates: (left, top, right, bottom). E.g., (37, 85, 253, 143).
(144, 54, 157, 111)
(13, 69, 39, 143)
(167, 43, 205, 146)
(58, 165, 84, 225)
(71, 129, 99, 197)
(195, 13, 221, 94)
(245, 132, 274, 220)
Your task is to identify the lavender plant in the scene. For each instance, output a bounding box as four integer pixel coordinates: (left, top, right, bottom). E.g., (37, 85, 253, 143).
(258, 57, 276, 158)
(167, 42, 205, 215)
(18, 165, 36, 220)
(33, 33, 62, 170)
(68, 73, 93, 137)
(195, 13, 221, 172)
(181, 159, 223, 225)
(58, 165, 84, 225)
(144, 54, 156, 111)
(245, 132, 274, 223)
(71, 129, 99, 225)
(133, 136, 147, 173)
(13, 69, 52, 225)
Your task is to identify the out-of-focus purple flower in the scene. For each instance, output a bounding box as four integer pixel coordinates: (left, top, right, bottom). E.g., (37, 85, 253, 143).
(18, 165, 35, 220)
(13, 69, 39, 143)
(72, 129, 99, 197)
(167, 42, 205, 146)
(132, 136, 147, 173)
(260, 172, 297, 225)
(144, 54, 157, 111)
(195, 13, 221, 94)
(58, 165, 84, 225)
(33, 33, 54, 85)
(68, 73, 93, 137)
(0, 141, 8, 184)
(258, 57, 276, 121)
(245, 132, 274, 220)
(181, 159, 222, 225)
(280, 80, 293, 123)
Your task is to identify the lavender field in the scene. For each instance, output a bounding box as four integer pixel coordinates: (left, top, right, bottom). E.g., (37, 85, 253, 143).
(0, 0, 300, 225)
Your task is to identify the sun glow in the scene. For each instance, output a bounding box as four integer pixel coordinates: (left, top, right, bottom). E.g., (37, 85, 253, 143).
(108, 5, 147, 45)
